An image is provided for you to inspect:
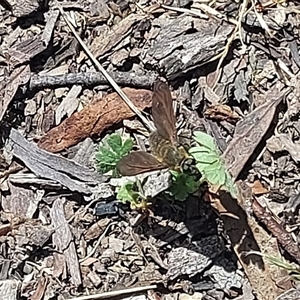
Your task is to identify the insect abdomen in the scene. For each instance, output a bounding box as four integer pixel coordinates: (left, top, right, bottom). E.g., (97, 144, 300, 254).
(149, 132, 182, 167)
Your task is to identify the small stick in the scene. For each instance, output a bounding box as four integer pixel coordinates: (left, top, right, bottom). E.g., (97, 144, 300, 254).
(67, 285, 157, 300)
(29, 71, 157, 90)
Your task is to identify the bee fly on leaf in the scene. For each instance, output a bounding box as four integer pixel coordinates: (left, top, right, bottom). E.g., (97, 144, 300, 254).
(117, 81, 200, 178)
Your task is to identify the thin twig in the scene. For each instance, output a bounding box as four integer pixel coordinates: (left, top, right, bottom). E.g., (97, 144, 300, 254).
(67, 285, 157, 300)
(79, 221, 118, 264)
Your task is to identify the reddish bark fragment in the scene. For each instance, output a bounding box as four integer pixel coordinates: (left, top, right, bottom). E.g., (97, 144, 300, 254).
(37, 88, 153, 153)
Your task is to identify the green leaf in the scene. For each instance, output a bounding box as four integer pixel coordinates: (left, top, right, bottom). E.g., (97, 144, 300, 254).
(186, 177, 200, 193)
(189, 146, 210, 154)
(190, 151, 219, 164)
(190, 131, 238, 196)
(116, 181, 139, 203)
(200, 160, 222, 172)
(193, 131, 217, 151)
(96, 133, 133, 174)
(107, 133, 122, 149)
(205, 168, 226, 186)
(224, 171, 238, 198)
(168, 172, 201, 201)
(116, 180, 151, 209)
(120, 139, 133, 157)
(97, 146, 118, 162)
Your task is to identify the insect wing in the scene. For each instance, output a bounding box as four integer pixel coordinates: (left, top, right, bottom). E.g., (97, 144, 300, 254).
(152, 81, 177, 143)
(117, 151, 165, 176)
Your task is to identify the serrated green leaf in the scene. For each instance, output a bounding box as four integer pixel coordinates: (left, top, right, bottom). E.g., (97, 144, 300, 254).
(223, 171, 237, 198)
(190, 131, 238, 196)
(193, 131, 216, 151)
(96, 133, 133, 174)
(120, 139, 133, 157)
(116, 182, 139, 203)
(96, 146, 118, 163)
(215, 169, 226, 185)
(196, 160, 221, 173)
(106, 134, 122, 152)
(190, 151, 219, 164)
(189, 146, 210, 154)
(185, 176, 200, 193)
(168, 184, 185, 201)
(204, 169, 226, 186)
(168, 172, 201, 201)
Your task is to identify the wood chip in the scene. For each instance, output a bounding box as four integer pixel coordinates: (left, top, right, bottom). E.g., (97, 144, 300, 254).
(0, 65, 31, 121)
(2, 181, 41, 218)
(223, 84, 290, 180)
(91, 13, 145, 59)
(0, 279, 20, 300)
(28, 276, 47, 300)
(205, 104, 241, 124)
(143, 15, 234, 79)
(267, 134, 300, 163)
(55, 85, 82, 125)
(50, 198, 82, 286)
(6, 0, 40, 17)
(9, 128, 106, 194)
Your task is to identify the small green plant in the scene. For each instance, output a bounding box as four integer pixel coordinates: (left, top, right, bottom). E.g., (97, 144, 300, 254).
(96, 133, 133, 174)
(168, 171, 201, 201)
(189, 131, 237, 198)
(116, 179, 150, 210)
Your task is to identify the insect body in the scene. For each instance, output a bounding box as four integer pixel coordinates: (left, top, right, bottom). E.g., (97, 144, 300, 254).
(117, 81, 187, 176)
(149, 131, 184, 169)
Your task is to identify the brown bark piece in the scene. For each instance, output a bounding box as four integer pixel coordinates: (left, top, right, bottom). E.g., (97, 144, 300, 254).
(5, 9, 57, 67)
(10, 128, 105, 194)
(223, 83, 290, 180)
(143, 15, 234, 79)
(249, 180, 269, 195)
(205, 104, 241, 124)
(90, 13, 145, 59)
(50, 198, 82, 286)
(29, 276, 47, 300)
(2, 182, 37, 219)
(37, 88, 153, 153)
